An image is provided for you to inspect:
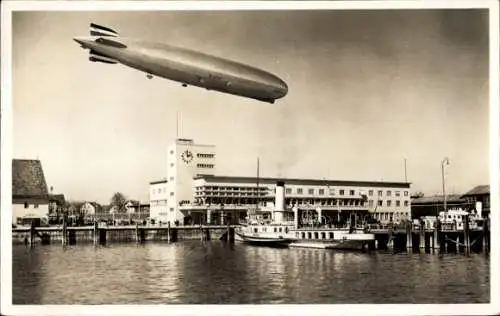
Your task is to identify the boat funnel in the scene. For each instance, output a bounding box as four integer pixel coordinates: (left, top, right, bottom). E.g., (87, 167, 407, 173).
(274, 181, 285, 223)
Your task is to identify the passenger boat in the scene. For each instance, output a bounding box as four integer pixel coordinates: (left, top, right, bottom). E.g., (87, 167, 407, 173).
(235, 159, 375, 250)
(235, 222, 296, 247)
(236, 221, 374, 250)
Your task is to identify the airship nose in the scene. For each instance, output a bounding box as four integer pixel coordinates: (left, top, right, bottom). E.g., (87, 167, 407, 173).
(272, 77, 288, 99)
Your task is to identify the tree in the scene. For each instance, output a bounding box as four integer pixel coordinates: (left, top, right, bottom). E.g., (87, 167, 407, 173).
(110, 192, 127, 213)
(411, 192, 424, 198)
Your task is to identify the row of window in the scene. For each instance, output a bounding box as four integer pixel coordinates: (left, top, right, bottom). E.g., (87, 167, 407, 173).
(150, 200, 167, 206)
(197, 164, 214, 169)
(23, 202, 39, 209)
(374, 212, 410, 220)
(197, 153, 215, 158)
(152, 188, 167, 194)
(370, 190, 408, 197)
(368, 200, 409, 207)
(195, 192, 266, 196)
(197, 186, 266, 191)
(283, 188, 409, 197)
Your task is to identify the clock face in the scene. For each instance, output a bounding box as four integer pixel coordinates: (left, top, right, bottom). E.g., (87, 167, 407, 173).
(181, 150, 193, 164)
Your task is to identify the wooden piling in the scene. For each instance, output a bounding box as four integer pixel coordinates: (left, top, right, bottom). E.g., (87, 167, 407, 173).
(171, 227, 178, 242)
(432, 228, 438, 251)
(206, 227, 211, 241)
(167, 222, 171, 243)
(464, 214, 470, 254)
(29, 222, 36, 248)
(93, 221, 99, 245)
(99, 228, 107, 245)
(406, 223, 413, 250)
(483, 217, 489, 254)
(419, 220, 425, 249)
(135, 223, 139, 243)
(68, 229, 76, 245)
(62, 216, 68, 247)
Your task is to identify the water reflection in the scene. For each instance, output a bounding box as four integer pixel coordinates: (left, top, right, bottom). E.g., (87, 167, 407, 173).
(12, 242, 489, 304)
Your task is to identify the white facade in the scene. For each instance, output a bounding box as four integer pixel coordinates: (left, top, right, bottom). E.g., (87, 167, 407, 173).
(188, 177, 411, 225)
(81, 202, 96, 216)
(149, 180, 168, 222)
(362, 187, 411, 223)
(12, 202, 49, 225)
(165, 139, 216, 224)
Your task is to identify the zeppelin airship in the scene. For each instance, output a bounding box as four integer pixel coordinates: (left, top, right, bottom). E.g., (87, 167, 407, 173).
(73, 23, 288, 104)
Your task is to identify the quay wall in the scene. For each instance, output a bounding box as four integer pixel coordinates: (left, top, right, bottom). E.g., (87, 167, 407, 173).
(12, 222, 489, 254)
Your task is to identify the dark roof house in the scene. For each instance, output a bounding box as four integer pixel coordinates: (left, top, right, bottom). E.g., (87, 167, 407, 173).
(410, 194, 467, 219)
(12, 159, 49, 203)
(462, 185, 489, 197)
(411, 194, 466, 205)
(461, 185, 490, 217)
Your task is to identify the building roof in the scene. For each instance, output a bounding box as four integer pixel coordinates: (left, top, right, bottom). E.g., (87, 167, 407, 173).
(150, 179, 168, 185)
(12, 159, 49, 199)
(411, 195, 466, 205)
(193, 175, 411, 188)
(462, 185, 489, 197)
(49, 194, 65, 205)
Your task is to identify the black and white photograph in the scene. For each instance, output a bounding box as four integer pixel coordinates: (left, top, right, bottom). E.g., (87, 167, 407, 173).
(1, 1, 498, 315)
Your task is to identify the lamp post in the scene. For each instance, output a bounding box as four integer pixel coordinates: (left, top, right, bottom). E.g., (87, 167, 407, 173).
(441, 157, 450, 216)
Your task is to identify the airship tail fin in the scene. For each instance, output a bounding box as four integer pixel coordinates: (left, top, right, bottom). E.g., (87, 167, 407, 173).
(89, 49, 117, 64)
(90, 23, 119, 37)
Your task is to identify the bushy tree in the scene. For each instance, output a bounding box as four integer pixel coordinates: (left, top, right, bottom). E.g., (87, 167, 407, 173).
(110, 192, 127, 213)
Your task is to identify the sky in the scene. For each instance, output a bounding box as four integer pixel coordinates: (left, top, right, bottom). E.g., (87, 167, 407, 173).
(11, 9, 490, 204)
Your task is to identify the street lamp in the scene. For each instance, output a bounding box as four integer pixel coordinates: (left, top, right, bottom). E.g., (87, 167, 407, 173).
(441, 157, 450, 216)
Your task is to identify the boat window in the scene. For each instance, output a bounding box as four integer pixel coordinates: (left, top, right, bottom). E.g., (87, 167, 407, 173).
(279, 228, 282, 232)
(329, 232, 334, 239)
(308, 232, 312, 239)
(274, 228, 277, 232)
(254, 228, 257, 233)
(314, 232, 319, 239)
(302, 232, 305, 239)
(321, 232, 326, 239)
(296, 232, 300, 238)
(263, 228, 267, 232)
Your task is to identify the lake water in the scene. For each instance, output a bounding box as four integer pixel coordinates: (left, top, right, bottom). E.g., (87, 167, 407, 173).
(12, 241, 489, 304)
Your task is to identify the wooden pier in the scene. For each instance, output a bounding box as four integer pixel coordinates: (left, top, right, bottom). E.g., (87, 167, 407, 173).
(13, 224, 236, 246)
(369, 218, 490, 254)
(13, 219, 488, 255)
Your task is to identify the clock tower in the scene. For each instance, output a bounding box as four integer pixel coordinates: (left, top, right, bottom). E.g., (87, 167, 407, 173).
(164, 139, 216, 224)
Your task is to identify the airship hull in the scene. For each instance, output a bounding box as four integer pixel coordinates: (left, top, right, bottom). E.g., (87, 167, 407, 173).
(74, 28, 288, 103)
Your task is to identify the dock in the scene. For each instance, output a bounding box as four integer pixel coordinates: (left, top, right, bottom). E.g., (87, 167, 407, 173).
(13, 223, 236, 246)
(367, 218, 490, 254)
(12, 219, 489, 254)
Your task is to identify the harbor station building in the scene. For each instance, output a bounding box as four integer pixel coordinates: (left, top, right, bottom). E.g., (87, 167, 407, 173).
(150, 139, 412, 225)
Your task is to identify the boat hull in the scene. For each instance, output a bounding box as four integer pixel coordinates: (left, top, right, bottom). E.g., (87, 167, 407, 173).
(235, 231, 295, 248)
(288, 239, 368, 250)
